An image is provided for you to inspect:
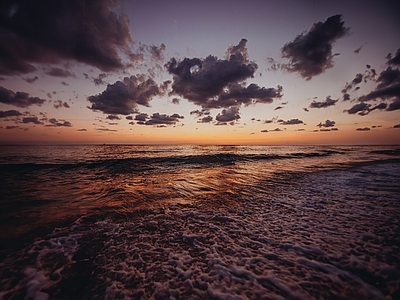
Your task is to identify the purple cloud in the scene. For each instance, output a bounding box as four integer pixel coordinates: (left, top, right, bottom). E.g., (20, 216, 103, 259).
(88, 75, 167, 115)
(309, 96, 337, 109)
(166, 39, 282, 110)
(136, 112, 184, 126)
(281, 15, 349, 80)
(317, 120, 336, 128)
(277, 118, 303, 125)
(45, 68, 75, 78)
(215, 107, 240, 124)
(0, 0, 133, 75)
(0, 86, 46, 107)
(0, 109, 22, 118)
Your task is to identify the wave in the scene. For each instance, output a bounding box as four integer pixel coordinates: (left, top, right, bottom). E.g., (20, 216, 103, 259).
(369, 148, 400, 155)
(0, 151, 340, 172)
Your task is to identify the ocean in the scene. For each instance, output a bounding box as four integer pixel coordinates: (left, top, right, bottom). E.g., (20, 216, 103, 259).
(0, 145, 399, 300)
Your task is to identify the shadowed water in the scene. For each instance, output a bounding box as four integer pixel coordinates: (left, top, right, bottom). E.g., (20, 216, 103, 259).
(0, 145, 399, 299)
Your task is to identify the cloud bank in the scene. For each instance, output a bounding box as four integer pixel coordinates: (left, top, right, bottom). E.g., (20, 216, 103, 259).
(0, 0, 133, 75)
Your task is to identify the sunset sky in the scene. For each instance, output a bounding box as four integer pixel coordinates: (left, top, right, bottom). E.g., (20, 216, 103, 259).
(1, 0, 399, 145)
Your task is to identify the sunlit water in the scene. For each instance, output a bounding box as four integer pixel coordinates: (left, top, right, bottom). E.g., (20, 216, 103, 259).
(0, 145, 399, 299)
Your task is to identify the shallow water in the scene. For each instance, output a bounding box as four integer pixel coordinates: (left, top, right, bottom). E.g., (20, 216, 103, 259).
(0, 145, 399, 299)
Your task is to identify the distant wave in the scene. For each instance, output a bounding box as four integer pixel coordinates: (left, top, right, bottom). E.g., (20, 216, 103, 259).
(0, 150, 343, 171)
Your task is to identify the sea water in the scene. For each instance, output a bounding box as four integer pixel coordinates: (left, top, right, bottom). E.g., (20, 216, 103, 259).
(0, 145, 399, 299)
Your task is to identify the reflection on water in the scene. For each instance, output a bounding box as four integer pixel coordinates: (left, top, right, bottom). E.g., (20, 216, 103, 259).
(0, 145, 399, 299)
(0, 145, 399, 238)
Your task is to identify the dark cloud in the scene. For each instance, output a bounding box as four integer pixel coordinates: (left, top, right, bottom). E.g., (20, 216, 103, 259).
(356, 127, 370, 131)
(5, 125, 19, 129)
(45, 68, 75, 78)
(343, 93, 350, 101)
(197, 115, 213, 123)
(217, 84, 283, 107)
(349, 67, 399, 105)
(370, 102, 388, 112)
(375, 67, 400, 90)
(23, 76, 39, 83)
(346, 102, 368, 115)
(277, 118, 303, 125)
(303, 107, 309, 112)
(126, 116, 133, 120)
(93, 73, 108, 86)
(77, 128, 87, 131)
(53, 100, 70, 109)
(106, 114, 121, 120)
(0, 0, 133, 75)
(270, 128, 283, 132)
(0, 109, 22, 118)
(0, 85, 46, 107)
(61, 82, 69, 86)
(134, 113, 148, 122)
(354, 43, 367, 54)
(387, 98, 400, 111)
(22, 116, 42, 124)
(342, 73, 363, 94)
(215, 107, 240, 124)
(394, 124, 400, 128)
(345, 102, 387, 116)
(136, 112, 184, 126)
(317, 119, 335, 128)
(344, 57, 400, 114)
(166, 39, 282, 110)
(274, 106, 283, 110)
(281, 15, 349, 80)
(351, 66, 400, 112)
(170, 113, 184, 119)
(387, 48, 400, 66)
(171, 98, 180, 104)
(46, 118, 72, 127)
(225, 39, 249, 62)
(309, 96, 337, 108)
(96, 127, 117, 132)
(190, 109, 210, 117)
(88, 75, 166, 115)
(261, 129, 268, 133)
(144, 113, 183, 125)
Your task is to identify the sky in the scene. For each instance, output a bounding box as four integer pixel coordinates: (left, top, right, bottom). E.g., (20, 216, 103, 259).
(0, 0, 400, 145)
